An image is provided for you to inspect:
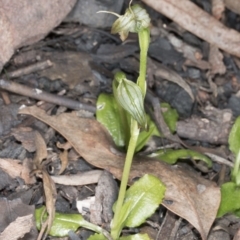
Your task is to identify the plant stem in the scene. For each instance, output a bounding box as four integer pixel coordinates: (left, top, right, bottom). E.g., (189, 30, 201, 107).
(81, 219, 113, 240)
(232, 149, 240, 184)
(111, 120, 139, 239)
(137, 28, 150, 97)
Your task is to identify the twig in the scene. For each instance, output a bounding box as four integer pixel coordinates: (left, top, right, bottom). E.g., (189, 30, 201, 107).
(51, 170, 103, 186)
(0, 79, 96, 112)
(0, 91, 11, 105)
(4, 60, 53, 79)
(205, 152, 233, 168)
(142, 0, 240, 57)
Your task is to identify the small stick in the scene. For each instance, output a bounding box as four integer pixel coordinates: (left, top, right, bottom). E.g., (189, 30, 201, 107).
(51, 170, 103, 186)
(4, 60, 53, 79)
(0, 91, 11, 105)
(0, 79, 96, 112)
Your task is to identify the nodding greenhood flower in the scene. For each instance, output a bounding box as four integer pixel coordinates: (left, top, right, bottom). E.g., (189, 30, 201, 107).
(98, 4, 150, 41)
(113, 72, 148, 130)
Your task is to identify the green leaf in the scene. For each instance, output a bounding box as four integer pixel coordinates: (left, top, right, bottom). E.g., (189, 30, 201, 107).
(96, 93, 179, 152)
(96, 93, 128, 147)
(151, 149, 212, 167)
(114, 174, 165, 230)
(217, 182, 240, 217)
(96, 93, 161, 151)
(35, 206, 104, 237)
(35, 206, 83, 237)
(229, 116, 240, 155)
(161, 102, 178, 133)
(88, 233, 107, 240)
(120, 233, 151, 240)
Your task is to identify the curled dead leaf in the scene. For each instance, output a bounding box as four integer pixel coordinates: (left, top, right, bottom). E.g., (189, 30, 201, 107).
(0, 158, 35, 185)
(32, 130, 57, 240)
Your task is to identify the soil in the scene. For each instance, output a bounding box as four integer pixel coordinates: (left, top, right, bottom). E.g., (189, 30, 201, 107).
(0, 0, 240, 239)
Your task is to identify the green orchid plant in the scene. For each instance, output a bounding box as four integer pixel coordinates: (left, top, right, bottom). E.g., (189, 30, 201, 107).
(99, 3, 165, 239)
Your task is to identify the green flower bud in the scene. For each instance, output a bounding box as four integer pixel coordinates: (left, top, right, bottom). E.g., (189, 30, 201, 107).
(98, 4, 150, 41)
(113, 72, 147, 130)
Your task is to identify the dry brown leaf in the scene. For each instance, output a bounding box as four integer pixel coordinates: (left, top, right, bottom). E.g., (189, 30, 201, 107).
(0, 158, 35, 184)
(0, 198, 36, 239)
(12, 127, 37, 152)
(224, 0, 240, 15)
(57, 141, 72, 174)
(36, 170, 57, 240)
(208, 45, 226, 76)
(19, 106, 220, 239)
(142, 0, 240, 57)
(34, 131, 47, 168)
(0, 0, 76, 72)
(233, 228, 240, 240)
(56, 141, 72, 150)
(58, 149, 69, 175)
(0, 214, 34, 240)
(154, 63, 194, 101)
(32, 130, 57, 240)
(212, 0, 225, 20)
(42, 170, 57, 238)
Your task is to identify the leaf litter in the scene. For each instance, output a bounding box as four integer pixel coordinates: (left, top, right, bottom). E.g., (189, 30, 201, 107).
(19, 105, 221, 240)
(2, 1, 240, 238)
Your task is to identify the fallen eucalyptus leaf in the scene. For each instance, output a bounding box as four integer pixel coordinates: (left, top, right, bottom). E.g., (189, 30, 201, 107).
(0, 214, 34, 240)
(154, 64, 194, 101)
(19, 106, 220, 240)
(33, 131, 57, 240)
(33, 131, 47, 168)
